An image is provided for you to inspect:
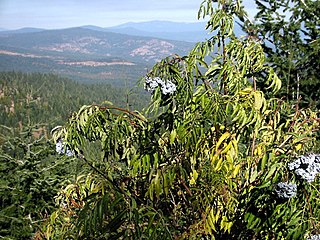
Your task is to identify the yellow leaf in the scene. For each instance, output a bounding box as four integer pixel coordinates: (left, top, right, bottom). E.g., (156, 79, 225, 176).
(189, 170, 199, 185)
(239, 87, 252, 95)
(211, 153, 219, 166)
(216, 132, 231, 151)
(220, 141, 233, 154)
(214, 158, 223, 171)
(170, 129, 177, 144)
(232, 164, 241, 178)
(295, 143, 302, 151)
(253, 91, 263, 110)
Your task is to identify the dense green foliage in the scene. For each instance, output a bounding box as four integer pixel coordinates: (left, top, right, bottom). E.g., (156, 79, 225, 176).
(38, 1, 320, 239)
(241, 0, 320, 108)
(0, 123, 81, 238)
(0, 71, 148, 128)
(0, 72, 148, 239)
(0, 54, 151, 85)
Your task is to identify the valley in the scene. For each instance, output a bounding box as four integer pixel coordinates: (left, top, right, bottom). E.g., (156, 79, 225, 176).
(0, 23, 199, 85)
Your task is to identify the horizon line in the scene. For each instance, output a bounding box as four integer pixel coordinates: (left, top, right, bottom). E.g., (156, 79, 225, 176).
(0, 20, 208, 31)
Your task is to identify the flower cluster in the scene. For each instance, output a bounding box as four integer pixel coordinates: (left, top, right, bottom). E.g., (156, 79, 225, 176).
(56, 139, 74, 157)
(288, 154, 320, 182)
(144, 77, 176, 95)
(275, 182, 297, 199)
(306, 234, 320, 240)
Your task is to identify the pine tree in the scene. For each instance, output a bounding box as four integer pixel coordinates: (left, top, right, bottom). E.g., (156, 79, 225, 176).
(241, 0, 320, 108)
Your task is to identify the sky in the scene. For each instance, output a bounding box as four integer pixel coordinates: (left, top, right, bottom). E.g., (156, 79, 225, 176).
(0, 0, 257, 30)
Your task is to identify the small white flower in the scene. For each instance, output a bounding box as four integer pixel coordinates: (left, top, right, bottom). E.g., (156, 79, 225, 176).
(154, 77, 165, 85)
(144, 76, 176, 95)
(161, 80, 177, 95)
(65, 148, 74, 157)
(145, 77, 159, 93)
(306, 234, 320, 240)
(275, 182, 297, 199)
(300, 155, 314, 165)
(55, 140, 64, 154)
(288, 154, 320, 183)
(288, 159, 301, 170)
(149, 81, 159, 89)
(55, 139, 74, 157)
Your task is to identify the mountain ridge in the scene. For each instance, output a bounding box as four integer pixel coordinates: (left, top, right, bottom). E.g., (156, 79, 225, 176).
(1, 21, 212, 42)
(0, 24, 195, 84)
(0, 26, 194, 61)
(0, 21, 246, 84)
(1, 20, 245, 42)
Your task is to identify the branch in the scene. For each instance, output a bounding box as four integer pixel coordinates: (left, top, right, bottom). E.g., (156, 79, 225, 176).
(96, 105, 146, 122)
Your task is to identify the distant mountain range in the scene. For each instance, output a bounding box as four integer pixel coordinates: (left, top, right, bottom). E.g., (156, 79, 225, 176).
(0, 20, 244, 42)
(0, 21, 244, 85)
(105, 21, 210, 42)
(0, 22, 199, 84)
(0, 27, 46, 34)
(0, 27, 194, 61)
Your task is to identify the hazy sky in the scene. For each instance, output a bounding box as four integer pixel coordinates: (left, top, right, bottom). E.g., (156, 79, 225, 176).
(0, 0, 257, 30)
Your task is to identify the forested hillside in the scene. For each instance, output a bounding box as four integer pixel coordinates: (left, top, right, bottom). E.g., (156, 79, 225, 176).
(0, 71, 148, 239)
(0, 71, 148, 128)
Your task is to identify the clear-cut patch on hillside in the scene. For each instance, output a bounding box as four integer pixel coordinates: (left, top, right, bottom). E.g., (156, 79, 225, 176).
(130, 39, 175, 61)
(37, 37, 110, 54)
(0, 50, 55, 59)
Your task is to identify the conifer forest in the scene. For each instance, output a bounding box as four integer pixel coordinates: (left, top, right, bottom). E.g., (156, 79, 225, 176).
(0, 0, 319, 239)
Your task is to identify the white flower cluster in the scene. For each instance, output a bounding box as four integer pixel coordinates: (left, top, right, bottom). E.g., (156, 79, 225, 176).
(288, 154, 320, 183)
(56, 139, 74, 157)
(306, 234, 320, 240)
(275, 182, 297, 199)
(145, 77, 176, 95)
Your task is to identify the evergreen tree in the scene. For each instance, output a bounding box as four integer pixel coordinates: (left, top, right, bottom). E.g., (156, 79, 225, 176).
(0, 123, 80, 239)
(241, 0, 320, 108)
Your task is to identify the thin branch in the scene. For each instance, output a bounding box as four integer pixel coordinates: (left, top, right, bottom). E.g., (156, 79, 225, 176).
(94, 105, 146, 122)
